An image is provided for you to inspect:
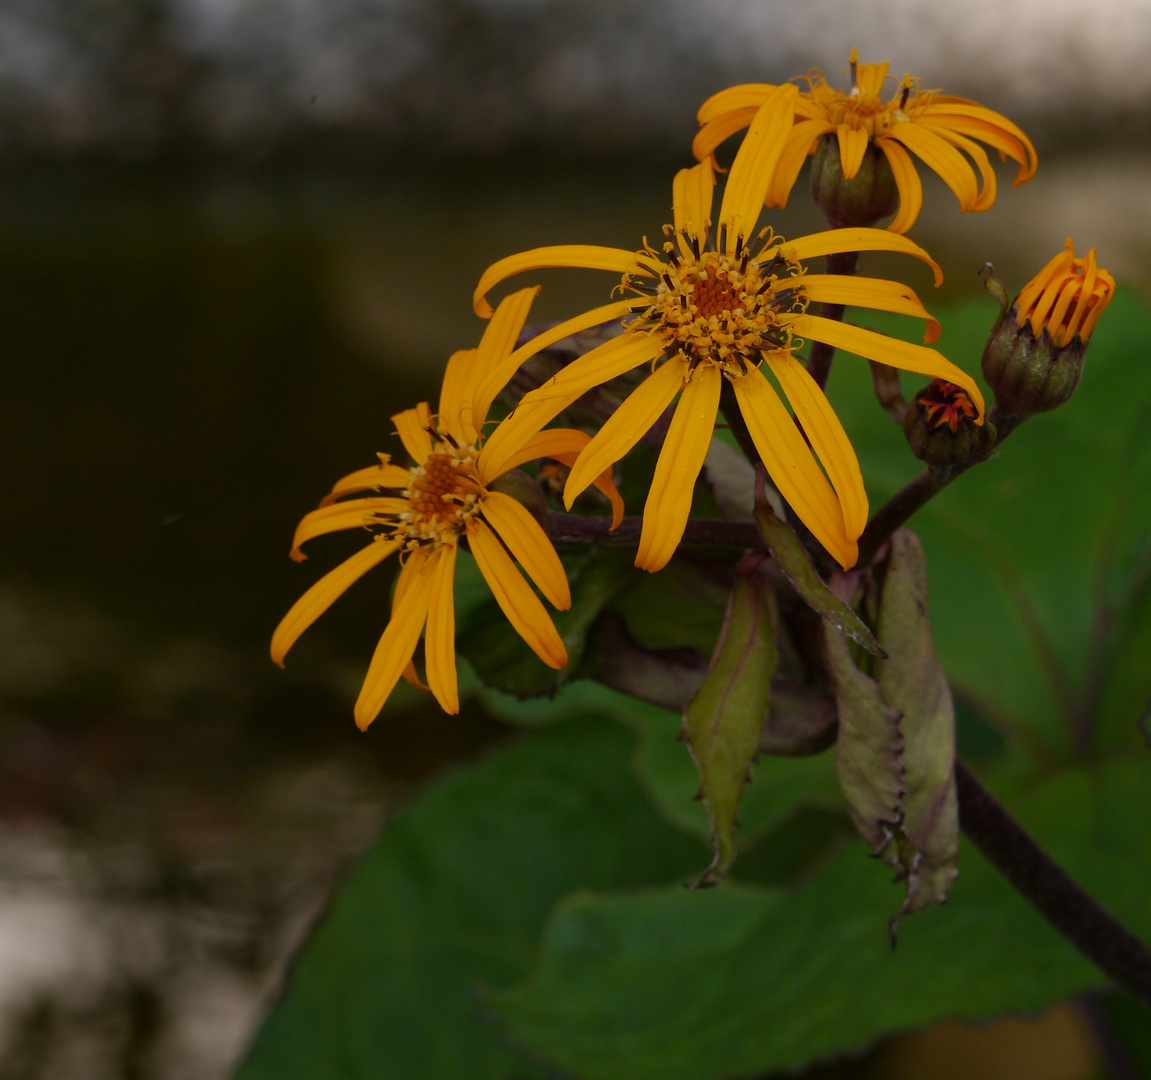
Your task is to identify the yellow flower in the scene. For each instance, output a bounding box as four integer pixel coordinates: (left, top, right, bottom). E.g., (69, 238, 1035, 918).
(472, 85, 983, 572)
(271, 289, 623, 729)
(1016, 238, 1115, 347)
(694, 49, 1037, 233)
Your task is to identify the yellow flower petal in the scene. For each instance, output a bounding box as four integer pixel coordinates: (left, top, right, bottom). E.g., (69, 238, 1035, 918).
(764, 352, 868, 539)
(692, 107, 760, 168)
(271, 538, 398, 667)
(469, 299, 640, 432)
(767, 119, 835, 208)
(423, 541, 460, 715)
(797, 275, 941, 343)
(855, 61, 890, 99)
(927, 127, 997, 212)
(402, 661, 430, 692)
(320, 461, 412, 506)
(481, 490, 571, 611)
(672, 160, 715, 237)
(801, 314, 985, 417)
(438, 348, 482, 445)
(497, 428, 625, 529)
(477, 332, 664, 481)
(875, 138, 923, 234)
(467, 286, 540, 430)
(392, 402, 434, 464)
(915, 102, 1037, 182)
(1063, 249, 1099, 345)
(696, 83, 775, 126)
(884, 122, 979, 211)
(1078, 269, 1116, 341)
(772, 227, 942, 286)
(354, 548, 438, 730)
(1016, 246, 1072, 323)
(729, 369, 856, 569)
(563, 356, 688, 508)
(718, 82, 799, 253)
(466, 518, 567, 669)
(473, 246, 643, 318)
(289, 498, 407, 561)
(836, 123, 870, 181)
(636, 364, 722, 572)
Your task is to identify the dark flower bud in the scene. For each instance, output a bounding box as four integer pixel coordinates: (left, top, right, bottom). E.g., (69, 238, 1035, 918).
(904, 380, 997, 467)
(982, 239, 1115, 417)
(809, 133, 898, 229)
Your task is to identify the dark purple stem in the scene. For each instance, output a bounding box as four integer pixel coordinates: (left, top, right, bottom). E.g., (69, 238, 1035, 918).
(956, 761, 1151, 1007)
(805, 249, 859, 391)
(544, 511, 764, 552)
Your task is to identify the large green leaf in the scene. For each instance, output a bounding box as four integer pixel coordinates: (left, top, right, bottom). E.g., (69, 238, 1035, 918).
(826, 289, 1151, 764)
(235, 719, 707, 1080)
(489, 753, 1151, 1080)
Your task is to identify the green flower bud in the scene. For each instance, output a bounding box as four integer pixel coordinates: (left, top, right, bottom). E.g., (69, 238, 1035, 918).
(809, 133, 898, 229)
(981, 239, 1115, 418)
(904, 380, 996, 467)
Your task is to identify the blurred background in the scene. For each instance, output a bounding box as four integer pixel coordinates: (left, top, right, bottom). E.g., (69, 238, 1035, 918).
(1, 1, 1150, 1076)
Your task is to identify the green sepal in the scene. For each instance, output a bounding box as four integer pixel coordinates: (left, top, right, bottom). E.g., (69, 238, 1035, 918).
(683, 571, 779, 886)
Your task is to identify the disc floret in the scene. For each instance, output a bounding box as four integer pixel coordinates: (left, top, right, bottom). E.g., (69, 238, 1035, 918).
(625, 227, 808, 377)
(392, 438, 485, 551)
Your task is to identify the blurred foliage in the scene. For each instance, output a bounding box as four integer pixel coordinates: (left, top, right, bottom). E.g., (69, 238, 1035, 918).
(237, 290, 1151, 1078)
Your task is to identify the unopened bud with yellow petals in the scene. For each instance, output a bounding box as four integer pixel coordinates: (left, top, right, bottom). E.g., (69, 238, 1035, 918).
(982, 239, 1115, 418)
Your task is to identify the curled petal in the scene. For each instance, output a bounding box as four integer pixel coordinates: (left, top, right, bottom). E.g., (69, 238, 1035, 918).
(474, 246, 641, 318)
(320, 461, 412, 506)
(770, 227, 942, 286)
(797, 275, 940, 343)
(876, 138, 923, 234)
(498, 428, 625, 530)
(801, 314, 985, 418)
(885, 123, 979, 212)
(290, 498, 407, 561)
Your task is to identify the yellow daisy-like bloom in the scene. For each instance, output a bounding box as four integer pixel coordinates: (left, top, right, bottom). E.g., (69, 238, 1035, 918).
(271, 288, 623, 730)
(694, 49, 1038, 233)
(472, 85, 983, 572)
(1016, 237, 1115, 347)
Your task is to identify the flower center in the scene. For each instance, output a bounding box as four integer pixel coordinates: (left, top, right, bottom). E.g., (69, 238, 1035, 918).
(828, 92, 890, 134)
(625, 233, 807, 377)
(387, 446, 485, 549)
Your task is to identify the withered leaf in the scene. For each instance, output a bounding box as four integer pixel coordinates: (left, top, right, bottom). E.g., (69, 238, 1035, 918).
(874, 529, 959, 919)
(683, 573, 778, 886)
(822, 619, 904, 852)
